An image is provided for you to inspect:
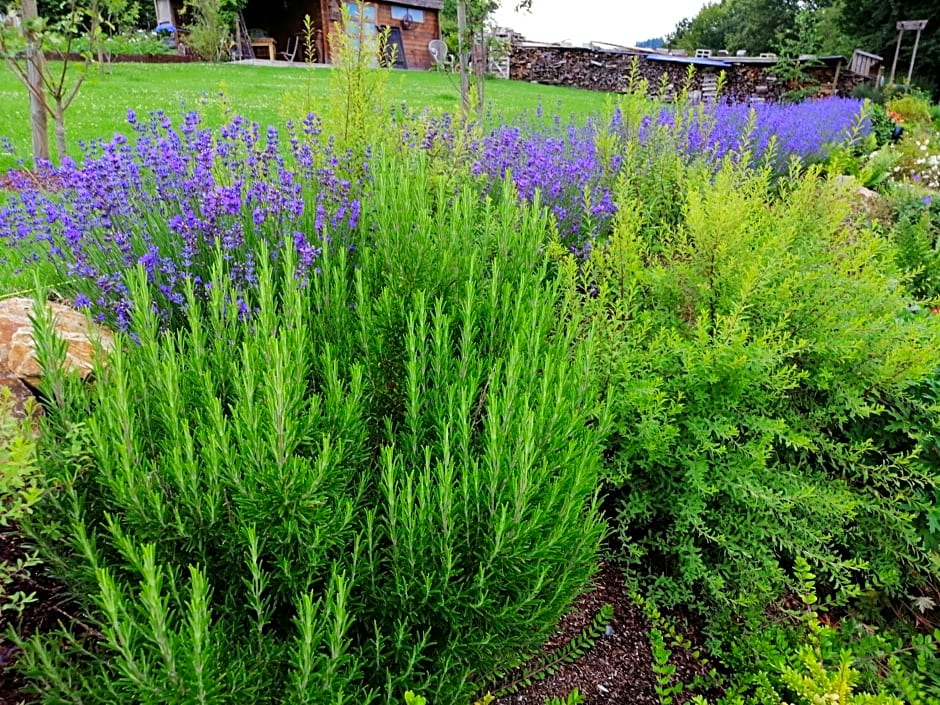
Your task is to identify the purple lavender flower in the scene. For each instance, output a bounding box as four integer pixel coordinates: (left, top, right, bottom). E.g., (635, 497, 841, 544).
(0, 111, 365, 331)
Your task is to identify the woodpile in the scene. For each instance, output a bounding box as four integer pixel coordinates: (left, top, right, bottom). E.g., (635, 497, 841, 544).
(723, 65, 783, 103)
(509, 44, 871, 103)
(509, 44, 639, 93)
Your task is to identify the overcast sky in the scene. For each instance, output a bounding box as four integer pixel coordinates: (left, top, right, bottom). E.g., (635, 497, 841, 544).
(492, 0, 712, 46)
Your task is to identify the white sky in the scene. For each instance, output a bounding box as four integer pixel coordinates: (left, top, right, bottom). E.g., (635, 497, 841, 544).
(492, 0, 712, 46)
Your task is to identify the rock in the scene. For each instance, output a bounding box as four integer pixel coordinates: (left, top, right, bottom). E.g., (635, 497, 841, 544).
(834, 176, 891, 223)
(853, 185, 891, 222)
(0, 370, 37, 421)
(0, 297, 114, 387)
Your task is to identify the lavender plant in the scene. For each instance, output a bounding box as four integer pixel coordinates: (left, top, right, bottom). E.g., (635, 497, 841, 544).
(617, 96, 871, 172)
(470, 115, 618, 251)
(430, 97, 871, 256)
(0, 110, 362, 330)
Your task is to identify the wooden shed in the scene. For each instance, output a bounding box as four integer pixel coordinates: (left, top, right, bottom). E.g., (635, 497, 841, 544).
(160, 0, 443, 70)
(242, 0, 443, 69)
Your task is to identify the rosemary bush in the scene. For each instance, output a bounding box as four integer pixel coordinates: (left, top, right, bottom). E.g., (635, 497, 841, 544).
(17, 155, 607, 703)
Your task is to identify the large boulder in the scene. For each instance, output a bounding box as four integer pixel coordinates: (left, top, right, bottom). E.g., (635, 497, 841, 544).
(0, 297, 114, 388)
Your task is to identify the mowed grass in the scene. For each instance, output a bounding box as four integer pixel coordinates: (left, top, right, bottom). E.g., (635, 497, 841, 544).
(0, 61, 613, 168)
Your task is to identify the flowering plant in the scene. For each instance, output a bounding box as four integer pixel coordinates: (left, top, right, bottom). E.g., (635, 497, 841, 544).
(0, 110, 364, 330)
(892, 133, 940, 191)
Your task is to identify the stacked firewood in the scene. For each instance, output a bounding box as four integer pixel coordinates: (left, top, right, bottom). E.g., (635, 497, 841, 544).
(510, 44, 870, 103)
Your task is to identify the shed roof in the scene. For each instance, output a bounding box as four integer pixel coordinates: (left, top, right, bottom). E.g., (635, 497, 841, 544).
(644, 53, 731, 68)
(394, 0, 443, 9)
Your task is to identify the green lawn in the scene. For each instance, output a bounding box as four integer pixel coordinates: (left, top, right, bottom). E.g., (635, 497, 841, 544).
(0, 61, 614, 168)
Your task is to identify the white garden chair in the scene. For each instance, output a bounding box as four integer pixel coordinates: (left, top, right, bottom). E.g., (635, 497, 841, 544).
(428, 39, 455, 70)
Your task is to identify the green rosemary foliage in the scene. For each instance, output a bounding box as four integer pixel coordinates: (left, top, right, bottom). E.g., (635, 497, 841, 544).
(18, 154, 607, 704)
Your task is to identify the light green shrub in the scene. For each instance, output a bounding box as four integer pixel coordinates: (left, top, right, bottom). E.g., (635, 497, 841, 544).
(323, 0, 395, 157)
(704, 559, 933, 705)
(17, 155, 607, 703)
(886, 94, 934, 127)
(0, 386, 42, 616)
(181, 0, 232, 61)
(555, 159, 940, 641)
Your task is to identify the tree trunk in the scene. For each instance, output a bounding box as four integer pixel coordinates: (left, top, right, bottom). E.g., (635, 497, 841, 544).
(54, 101, 67, 164)
(456, 0, 470, 119)
(22, 0, 49, 165)
(473, 27, 485, 123)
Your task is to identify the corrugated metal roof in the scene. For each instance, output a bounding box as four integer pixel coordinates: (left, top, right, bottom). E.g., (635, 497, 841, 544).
(644, 53, 731, 68)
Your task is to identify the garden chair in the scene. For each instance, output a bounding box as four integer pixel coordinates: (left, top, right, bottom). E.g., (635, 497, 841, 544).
(428, 39, 454, 70)
(280, 35, 301, 62)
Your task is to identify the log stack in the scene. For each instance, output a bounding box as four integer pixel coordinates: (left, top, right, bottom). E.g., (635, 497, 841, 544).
(509, 44, 639, 92)
(509, 43, 871, 104)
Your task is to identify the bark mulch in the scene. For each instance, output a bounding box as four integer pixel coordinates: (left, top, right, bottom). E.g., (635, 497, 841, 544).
(0, 170, 62, 194)
(0, 528, 65, 705)
(490, 561, 714, 705)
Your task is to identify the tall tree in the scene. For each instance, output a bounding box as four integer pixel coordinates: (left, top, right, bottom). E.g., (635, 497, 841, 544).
(1, 0, 91, 163)
(440, 0, 533, 50)
(440, 0, 532, 119)
(668, 1, 735, 52)
(22, 0, 49, 163)
(838, 0, 939, 93)
(726, 0, 801, 53)
(669, 0, 847, 55)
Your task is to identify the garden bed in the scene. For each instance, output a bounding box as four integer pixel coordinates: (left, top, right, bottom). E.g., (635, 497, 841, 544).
(1, 79, 939, 705)
(40, 51, 199, 63)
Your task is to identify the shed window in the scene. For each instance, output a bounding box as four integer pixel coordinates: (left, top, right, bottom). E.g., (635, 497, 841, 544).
(391, 6, 424, 22)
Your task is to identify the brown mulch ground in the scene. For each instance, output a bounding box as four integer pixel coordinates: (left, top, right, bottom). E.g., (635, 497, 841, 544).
(0, 170, 63, 194)
(0, 529, 66, 705)
(491, 561, 714, 705)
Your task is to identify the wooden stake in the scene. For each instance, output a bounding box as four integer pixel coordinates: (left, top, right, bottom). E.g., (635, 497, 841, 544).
(907, 27, 923, 83)
(456, 0, 470, 118)
(22, 0, 49, 164)
(889, 28, 902, 84)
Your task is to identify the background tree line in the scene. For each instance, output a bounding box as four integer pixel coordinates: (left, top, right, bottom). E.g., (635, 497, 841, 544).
(668, 0, 939, 96)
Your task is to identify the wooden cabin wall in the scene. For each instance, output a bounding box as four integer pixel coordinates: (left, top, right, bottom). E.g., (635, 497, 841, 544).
(322, 2, 440, 69)
(374, 3, 440, 69)
(242, 1, 322, 61)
